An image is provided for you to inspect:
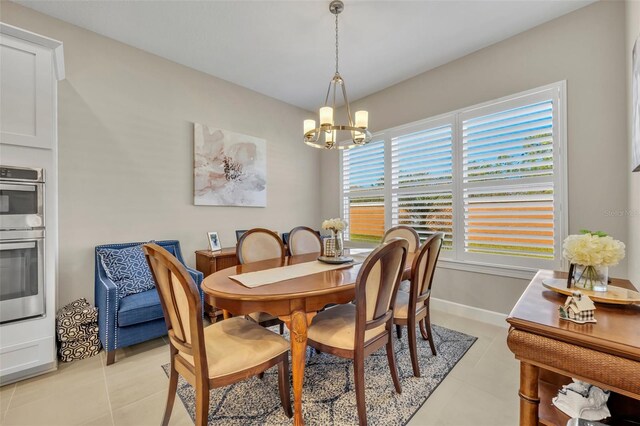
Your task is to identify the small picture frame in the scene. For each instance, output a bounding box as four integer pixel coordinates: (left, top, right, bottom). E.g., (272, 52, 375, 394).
(207, 232, 221, 251)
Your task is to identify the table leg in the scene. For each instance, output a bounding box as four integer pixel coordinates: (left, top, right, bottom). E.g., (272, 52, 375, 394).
(518, 361, 540, 426)
(281, 310, 316, 426)
(222, 309, 231, 320)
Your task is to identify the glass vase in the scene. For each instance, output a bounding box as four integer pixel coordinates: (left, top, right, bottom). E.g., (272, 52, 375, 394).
(573, 264, 608, 292)
(332, 229, 344, 258)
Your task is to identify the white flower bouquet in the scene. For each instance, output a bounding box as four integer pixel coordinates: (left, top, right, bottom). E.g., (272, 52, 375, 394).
(562, 230, 625, 291)
(322, 218, 347, 257)
(321, 218, 346, 232)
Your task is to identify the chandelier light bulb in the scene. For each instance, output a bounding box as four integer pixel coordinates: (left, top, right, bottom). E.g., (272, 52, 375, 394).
(304, 119, 316, 135)
(319, 107, 334, 126)
(355, 111, 369, 129)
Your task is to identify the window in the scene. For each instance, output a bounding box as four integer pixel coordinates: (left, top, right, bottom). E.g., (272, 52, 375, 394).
(342, 139, 385, 243)
(390, 118, 455, 250)
(340, 82, 566, 274)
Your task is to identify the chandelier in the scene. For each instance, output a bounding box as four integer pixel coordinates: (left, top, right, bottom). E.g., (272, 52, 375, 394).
(303, 0, 372, 150)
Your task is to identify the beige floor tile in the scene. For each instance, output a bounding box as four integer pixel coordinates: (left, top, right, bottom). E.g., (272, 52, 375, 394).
(0, 384, 15, 420)
(436, 382, 519, 426)
(408, 376, 465, 425)
(3, 373, 111, 426)
(446, 334, 492, 380)
(105, 356, 171, 410)
(112, 390, 191, 426)
(443, 314, 506, 341)
(9, 355, 105, 410)
(82, 413, 114, 426)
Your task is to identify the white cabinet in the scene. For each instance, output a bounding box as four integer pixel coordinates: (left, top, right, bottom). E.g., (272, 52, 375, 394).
(0, 23, 64, 149)
(0, 23, 63, 385)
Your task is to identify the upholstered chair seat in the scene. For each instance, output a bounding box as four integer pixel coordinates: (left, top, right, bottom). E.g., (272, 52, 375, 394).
(308, 304, 386, 350)
(179, 317, 289, 379)
(393, 290, 428, 319)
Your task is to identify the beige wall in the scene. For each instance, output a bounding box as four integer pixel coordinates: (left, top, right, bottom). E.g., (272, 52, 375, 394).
(322, 1, 629, 314)
(626, 1, 640, 286)
(1, 2, 321, 306)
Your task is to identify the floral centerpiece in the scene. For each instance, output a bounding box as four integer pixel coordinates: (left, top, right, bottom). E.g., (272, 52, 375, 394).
(322, 218, 347, 257)
(562, 230, 625, 291)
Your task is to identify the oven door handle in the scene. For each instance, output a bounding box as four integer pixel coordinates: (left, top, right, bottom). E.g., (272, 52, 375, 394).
(0, 183, 36, 192)
(0, 242, 37, 250)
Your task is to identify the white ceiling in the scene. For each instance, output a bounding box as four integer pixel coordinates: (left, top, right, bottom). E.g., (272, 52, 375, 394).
(15, 0, 594, 111)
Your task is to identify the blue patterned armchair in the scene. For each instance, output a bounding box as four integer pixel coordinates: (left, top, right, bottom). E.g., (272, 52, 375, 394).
(95, 240, 203, 365)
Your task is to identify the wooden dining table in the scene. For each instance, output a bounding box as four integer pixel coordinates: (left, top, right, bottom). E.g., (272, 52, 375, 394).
(201, 251, 414, 426)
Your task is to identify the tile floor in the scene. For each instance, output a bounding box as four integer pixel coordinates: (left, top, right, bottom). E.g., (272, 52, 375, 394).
(0, 310, 519, 426)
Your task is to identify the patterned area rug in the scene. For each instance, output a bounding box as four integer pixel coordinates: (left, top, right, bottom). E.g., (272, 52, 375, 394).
(162, 324, 475, 425)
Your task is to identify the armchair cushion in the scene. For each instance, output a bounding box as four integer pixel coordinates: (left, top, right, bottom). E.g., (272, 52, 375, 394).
(96, 244, 155, 299)
(118, 289, 164, 327)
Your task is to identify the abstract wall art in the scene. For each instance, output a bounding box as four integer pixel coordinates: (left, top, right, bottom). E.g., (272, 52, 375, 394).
(194, 123, 267, 206)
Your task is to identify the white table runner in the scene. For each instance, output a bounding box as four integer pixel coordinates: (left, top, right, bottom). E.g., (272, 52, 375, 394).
(229, 259, 362, 288)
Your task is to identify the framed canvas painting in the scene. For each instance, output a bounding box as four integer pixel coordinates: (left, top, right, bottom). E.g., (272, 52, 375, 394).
(634, 35, 640, 172)
(194, 123, 267, 206)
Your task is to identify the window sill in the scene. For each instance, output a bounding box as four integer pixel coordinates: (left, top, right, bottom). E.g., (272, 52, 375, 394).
(347, 243, 542, 280)
(437, 258, 539, 280)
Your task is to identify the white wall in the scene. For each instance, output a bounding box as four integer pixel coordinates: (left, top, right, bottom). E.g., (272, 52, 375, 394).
(626, 1, 640, 286)
(1, 2, 321, 306)
(322, 1, 629, 314)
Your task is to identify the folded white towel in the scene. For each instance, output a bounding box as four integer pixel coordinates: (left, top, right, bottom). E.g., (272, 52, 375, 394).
(552, 380, 610, 421)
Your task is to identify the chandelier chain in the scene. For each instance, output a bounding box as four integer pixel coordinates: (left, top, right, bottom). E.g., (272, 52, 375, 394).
(335, 12, 339, 74)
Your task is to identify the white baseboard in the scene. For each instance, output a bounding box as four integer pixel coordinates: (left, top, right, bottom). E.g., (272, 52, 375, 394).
(431, 297, 508, 328)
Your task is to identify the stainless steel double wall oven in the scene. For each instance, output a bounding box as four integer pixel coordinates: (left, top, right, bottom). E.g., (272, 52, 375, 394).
(0, 166, 45, 324)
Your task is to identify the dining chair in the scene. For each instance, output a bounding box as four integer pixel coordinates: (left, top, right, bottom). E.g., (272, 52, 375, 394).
(288, 226, 323, 256)
(306, 238, 409, 426)
(382, 225, 421, 253)
(236, 228, 286, 333)
(383, 225, 422, 339)
(142, 243, 292, 426)
(393, 232, 444, 377)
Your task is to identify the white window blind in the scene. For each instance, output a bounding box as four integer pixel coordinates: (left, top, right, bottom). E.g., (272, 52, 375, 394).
(342, 139, 385, 243)
(390, 119, 455, 249)
(460, 93, 559, 268)
(339, 82, 565, 274)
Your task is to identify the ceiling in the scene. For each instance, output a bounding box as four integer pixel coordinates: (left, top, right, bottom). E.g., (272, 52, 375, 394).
(15, 0, 594, 111)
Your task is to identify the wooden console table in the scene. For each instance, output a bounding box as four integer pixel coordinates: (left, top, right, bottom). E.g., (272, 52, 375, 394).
(507, 270, 640, 425)
(195, 248, 238, 321)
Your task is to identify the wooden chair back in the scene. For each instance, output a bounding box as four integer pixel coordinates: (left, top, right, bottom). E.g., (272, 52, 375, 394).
(288, 226, 323, 256)
(143, 243, 207, 375)
(355, 238, 408, 340)
(411, 232, 444, 302)
(236, 228, 285, 264)
(383, 226, 421, 253)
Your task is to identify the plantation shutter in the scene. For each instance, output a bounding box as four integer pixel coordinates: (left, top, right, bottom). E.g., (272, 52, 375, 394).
(390, 117, 455, 250)
(342, 139, 385, 243)
(460, 91, 559, 266)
